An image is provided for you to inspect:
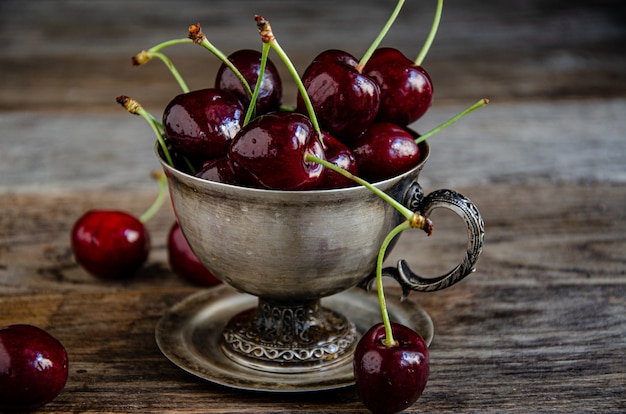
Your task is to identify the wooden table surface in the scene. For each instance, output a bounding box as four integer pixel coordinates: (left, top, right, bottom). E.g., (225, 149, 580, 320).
(1, 1, 625, 412)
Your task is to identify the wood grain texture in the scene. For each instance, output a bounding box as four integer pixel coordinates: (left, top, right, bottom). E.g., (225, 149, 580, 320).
(0, 0, 625, 412)
(1, 184, 624, 413)
(0, 0, 625, 113)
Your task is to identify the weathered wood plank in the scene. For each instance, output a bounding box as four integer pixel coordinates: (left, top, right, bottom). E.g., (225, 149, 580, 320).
(1, 183, 624, 412)
(0, 0, 625, 112)
(1, 0, 625, 412)
(2, 98, 625, 193)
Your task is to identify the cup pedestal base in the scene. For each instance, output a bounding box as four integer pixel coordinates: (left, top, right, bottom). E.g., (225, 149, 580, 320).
(221, 299, 357, 373)
(155, 285, 433, 392)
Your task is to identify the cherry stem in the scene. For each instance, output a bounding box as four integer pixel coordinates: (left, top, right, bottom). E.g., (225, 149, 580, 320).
(306, 154, 434, 348)
(137, 38, 193, 54)
(377, 220, 412, 347)
(306, 154, 409, 217)
(132, 39, 191, 93)
(305, 154, 433, 238)
(255, 15, 324, 145)
(415, 98, 489, 144)
(357, 0, 406, 72)
(149, 52, 190, 93)
(305, 154, 434, 348)
(139, 170, 168, 223)
(115, 95, 174, 167)
(132, 38, 192, 93)
(243, 41, 271, 126)
(415, 0, 443, 66)
(188, 23, 254, 99)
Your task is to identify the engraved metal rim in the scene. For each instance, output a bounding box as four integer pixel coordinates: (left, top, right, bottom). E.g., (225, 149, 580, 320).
(155, 140, 430, 197)
(155, 285, 434, 393)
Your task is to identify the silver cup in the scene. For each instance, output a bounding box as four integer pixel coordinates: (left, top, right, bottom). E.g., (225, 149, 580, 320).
(158, 141, 484, 373)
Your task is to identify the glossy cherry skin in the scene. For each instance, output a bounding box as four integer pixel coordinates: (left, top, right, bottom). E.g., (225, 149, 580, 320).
(296, 49, 380, 142)
(364, 47, 433, 126)
(215, 49, 282, 115)
(228, 112, 326, 190)
(163, 88, 245, 160)
(354, 323, 429, 414)
(0, 324, 69, 411)
(71, 210, 150, 280)
(167, 221, 222, 287)
(195, 156, 238, 185)
(350, 122, 421, 182)
(319, 132, 359, 189)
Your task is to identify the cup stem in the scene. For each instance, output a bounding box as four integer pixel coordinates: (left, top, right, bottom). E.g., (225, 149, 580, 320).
(221, 297, 357, 373)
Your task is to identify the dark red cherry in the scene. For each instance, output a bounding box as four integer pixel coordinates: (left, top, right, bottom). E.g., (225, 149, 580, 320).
(165, 143, 206, 176)
(0, 324, 69, 411)
(195, 156, 238, 185)
(167, 221, 222, 287)
(364, 47, 433, 126)
(71, 210, 150, 280)
(163, 88, 245, 160)
(354, 322, 429, 414)
(296, 49, 380, 142)
(319, 132, 359, 189)
(350, 123, 421, 182)
(308, 48, 358, 66)
(228, 112, 326, 190)
(215, 49, 282, 115)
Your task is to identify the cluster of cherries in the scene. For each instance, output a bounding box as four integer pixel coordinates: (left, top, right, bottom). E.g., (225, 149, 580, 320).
(159, 23, 432, 191)
(144, 9, 438, 413)
(2, 185, 221, 413)
(1, 200, 219, 413)
(70, 194, 220, 286)
(3, 1, 487, 413)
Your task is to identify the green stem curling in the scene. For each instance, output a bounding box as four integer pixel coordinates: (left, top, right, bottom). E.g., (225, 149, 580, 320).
(415, 98, 489, 144)
(255, 15, 324, 144)
(357, 0, 406, 71)
(415, 0, 444, 66)
(305, 154, 413, 220)
(150, 51, 190, 93)
(132, 38, 192, 93)
(377, 220, 412, 346)
(243, 41, 271, 126)
(139, 171, 168, 223)
(306, 153, 433, 347)
(188, 23, 253, 99)
(115, 95, 174, 167)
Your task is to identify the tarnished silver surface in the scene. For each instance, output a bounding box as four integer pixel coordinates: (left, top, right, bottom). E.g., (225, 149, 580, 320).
(158, 142, 430, 302)
(155, 285, 433, 392)
(157, 139, 483, 377)
(360, 187, 486, 299)
(221, 298, 357, 373)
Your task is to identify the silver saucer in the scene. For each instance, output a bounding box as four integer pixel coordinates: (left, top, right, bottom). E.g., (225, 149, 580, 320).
(155, 285, 433, 393)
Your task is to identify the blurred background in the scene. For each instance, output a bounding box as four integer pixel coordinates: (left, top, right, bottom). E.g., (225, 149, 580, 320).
(0, 0, 625, 191)
(1, 4, 624, 412)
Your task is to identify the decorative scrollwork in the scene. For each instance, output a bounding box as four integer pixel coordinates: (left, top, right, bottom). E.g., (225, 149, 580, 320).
(359, 188, 485, 300)
(222, 299, 357, 371)
(403, 181, 425, 211)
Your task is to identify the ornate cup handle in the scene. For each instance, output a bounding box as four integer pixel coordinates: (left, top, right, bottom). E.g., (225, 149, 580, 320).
(359, 183, 485, 300)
